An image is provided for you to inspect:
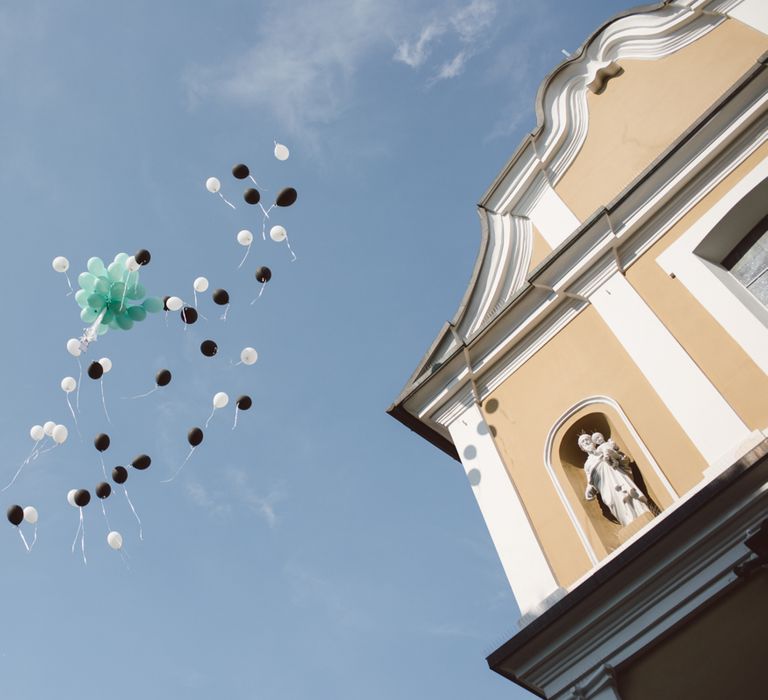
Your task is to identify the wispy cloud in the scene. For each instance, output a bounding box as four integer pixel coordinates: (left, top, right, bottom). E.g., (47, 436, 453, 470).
(393, 21, 444, 68)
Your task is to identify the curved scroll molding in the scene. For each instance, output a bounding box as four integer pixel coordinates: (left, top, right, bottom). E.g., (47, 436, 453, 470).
(542, 395, 679, 566)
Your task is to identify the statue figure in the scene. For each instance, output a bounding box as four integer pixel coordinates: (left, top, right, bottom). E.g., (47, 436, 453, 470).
(578, 432, 651, 527)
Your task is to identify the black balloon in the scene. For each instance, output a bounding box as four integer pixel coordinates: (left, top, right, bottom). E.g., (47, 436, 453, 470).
(95, 482, 111, 499)
(232, 163, 249, 179)
(275, 187, 297, 207)
(6, 505, 23, 526)
(236, 395, 252, 411)
(163, 295, 171, 311)
(200, 340, 218, 357)
(94, 433, 110, 452)
(156, 369, 172, 387)
(181, 306, 198, 324)
(212, 288, 229, 305)
(88, 361, 104, 380)
(244, 188, 260, 205)
(135, 249, 151, 266)
(187, 427, 204, 447)
(132, 454, 151, 470)
(255, 266, 272, 283)
(74, 489, 91, 507)
(112, 466, 128, 484)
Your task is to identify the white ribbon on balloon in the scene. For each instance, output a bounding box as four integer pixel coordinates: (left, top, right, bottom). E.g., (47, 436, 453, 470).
(71, 507, 87, 565)
(160, 446, 197, 484)
(100, 378, 111, 424)
(123, 486, 143, 541)
(250, 285, 267, 305)
(2, 440, 42, 492)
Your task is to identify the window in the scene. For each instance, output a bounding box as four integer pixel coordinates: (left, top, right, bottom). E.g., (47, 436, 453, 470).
(721, 213, 768, 307)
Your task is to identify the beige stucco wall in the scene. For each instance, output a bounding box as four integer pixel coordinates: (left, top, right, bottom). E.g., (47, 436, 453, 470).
(481, 305, 705, 588)
(528, 225, 552, 274)
(555, 19, 768, 221)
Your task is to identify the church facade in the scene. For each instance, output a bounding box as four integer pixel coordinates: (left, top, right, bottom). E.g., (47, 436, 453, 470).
(388, 1, 768, 697)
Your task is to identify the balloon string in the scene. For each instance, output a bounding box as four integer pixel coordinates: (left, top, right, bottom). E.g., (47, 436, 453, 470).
(261, 216, 267, 241)
(284, 237, 297, 262)
(220, 304, 230, 321)
(36, 443, 58, 457)
(100, 379, 111, 424)
(261, 203, 274, 219)
(249, 175, 263, 188)
(64, 270, 75, 296)
(164, 310, 169, 327)
(237, 244, 251, 269)
(100, 500, 111, 532)
(232, 407, 240, 431)
(250, 285, 266, 305)
(218, 192, 236, 209)
(124, 386, 158, 400)
(124, 487, 143, 540)
(65, 394, 82, 441)
(99, 453, 107, 480)
(161, 447, 196, 483)
(193, 289, 198, 309)
(71, 508, 83, 554)
(204, 407, 216, 429)
(18, 528, 30, 552)
(80, 510, 87, 565)
(119, 548, 131, 571)
(2, 440, 40, 492)
(120, 271, 132, 311)
(29, 524, 37, 551)
(76, 357, 83, 412)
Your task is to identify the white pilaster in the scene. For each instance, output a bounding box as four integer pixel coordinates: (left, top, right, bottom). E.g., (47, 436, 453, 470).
(589, 272, 751, 464)
(447, 404, 561, 617)
(526, 180, 582, 250)
(727, 0, 768, 35)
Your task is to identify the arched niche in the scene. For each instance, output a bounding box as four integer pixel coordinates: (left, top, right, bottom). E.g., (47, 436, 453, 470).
(544, 396, 678, 564)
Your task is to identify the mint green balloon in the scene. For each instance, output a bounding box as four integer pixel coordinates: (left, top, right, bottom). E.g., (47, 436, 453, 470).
(86, 293, 106, 311)
(87, 257, 107, 277)
(127, 305, 147, 322)
(78, 272, 97, 291)
(100, 308, 115, 325)
(109, 282, 126, 300)
(107, 261, 125, 282)
(94, 278, 110, 295)
(75, 289, 90, 308)
(97, 323, 109, 336)
(113, 252, 129, 267)
(142, 297, 163, 313)
(127, 283, 146, 300)
(115, 313, 134, 330)
(108, 319, 120, 330)
(81, 307, 98, 323)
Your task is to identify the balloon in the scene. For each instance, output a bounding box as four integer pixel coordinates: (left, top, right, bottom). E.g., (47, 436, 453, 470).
(127, 283, 146, 300)
(52, 424, 68, 444)
(134, 249, 151, 266)
(237, 230, 253, 246)
(98, 357, 112, 373)
(162, 295, 170, 311)
(156, 369, 172, 387)
(94, 433, 110, 452)
(43, 421, 56, 437)
(74, 489, 91, 507)
(193, 276, 209, 293)
(107, 531, 123, 550)
(167, 296, 183, 312)
(213, 392, 229, 409)
(236, 395, 252, 410)
(240, 347, 258, 365)
(188, 427, 204, 447)
(274, 142, 290, 161)
(61, 376, 76, 393)
(270, 225, 287, 242)
(30, 425, 44, 441)
(52, 256, 70, 273)
(23, 506, 38, 524)
(200, 340, 218, 357)
(96, 482, 111, 499)
(87, 257, 107, 277)
(112, 466, 128, 484)
(6, 505, 23, 526)
(212, 289, 229, 305)
(78, 272, 97, 290)
(244, 188, 260, 205)
(88, 361, 104, 380)
(181, 306, 198, 324)
(81, 307, 99, 324)
(255, 266, 272, 283)
(127, 305, 147, 322)
(143, 297, 163, 313)
(232, 163, 249, 179)
(275, 187, 297, 207)
(126, 256, 140, 273)
(66, 338, 82, 357)
(205, 177, 221, 193)
(131, 454, 151, 470)
(107, 261, 125, 282)
(67, 489, 78, 507)
(115, 313, 134, 330)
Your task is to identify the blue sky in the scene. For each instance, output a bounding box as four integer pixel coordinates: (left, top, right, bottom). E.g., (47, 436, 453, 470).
(0, 1, 633, 698)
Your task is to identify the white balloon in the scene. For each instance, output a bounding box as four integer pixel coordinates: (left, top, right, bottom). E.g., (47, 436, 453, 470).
(61, 376, 77, 393)
(205, 177, 221, 193)
(167, 296, 183, 312)
(66, 338, 82, 357)
(240, 347, 258, 365)
(30, 425, 44, 441)
(23, 506, 38, 524)
(213, 391, 229, 409)
(126, 256, 140, 273)
(98, 357, 112, 373)
(52, 256, 70, 273)
(67, 489, 77, 507)
(107, 531, 123, 550)
(237, 229, 253, 246)
(270, 225, 287, 242)
(274, 143, 290, 161)
(193, 276, 209, 293)
(43, 421, 56, 437)
(52, 424, 68, 444)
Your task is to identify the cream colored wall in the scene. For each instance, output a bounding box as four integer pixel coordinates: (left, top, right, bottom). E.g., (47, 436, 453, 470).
(528, 225, 552, 274)
(482, 305, 704, 588)
(628, 143, 768, 431)
(555, 19, 768, 221)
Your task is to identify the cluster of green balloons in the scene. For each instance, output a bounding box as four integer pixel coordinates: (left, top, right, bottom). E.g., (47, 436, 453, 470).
(74, 252, 162, 334)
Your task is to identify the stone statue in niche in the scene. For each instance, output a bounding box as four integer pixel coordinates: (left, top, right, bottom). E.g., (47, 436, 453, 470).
(577, 432, 651, 527)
